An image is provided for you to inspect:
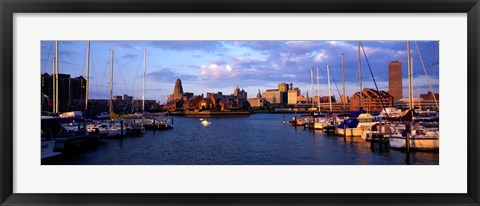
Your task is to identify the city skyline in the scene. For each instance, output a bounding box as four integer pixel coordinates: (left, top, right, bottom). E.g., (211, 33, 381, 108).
(40, 40, 439, 103)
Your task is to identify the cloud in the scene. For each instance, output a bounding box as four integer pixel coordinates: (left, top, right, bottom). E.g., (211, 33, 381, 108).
(313, 52, 328, 63)
(148, 68, 197, 82)
(149, 41, 226, 52)
(200, 64, 239, 79)
(122, 53, 139, 59)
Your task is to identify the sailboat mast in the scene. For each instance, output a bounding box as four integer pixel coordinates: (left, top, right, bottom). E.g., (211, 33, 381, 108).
(411, 56, 414, 108)
(414, 41, 439, 110)
(311, 66, 314, 109)
(52, 57, 56, 114)
(357, 41, 363, 109)
(407, 41, 412, 110)
(85, 41, 90, 111)
(341, 52, 345, 111)
(143, 48, 146, 112)
(327, 64, 332, 112)
(109, 49, 114, 114)
(316, 67, 320, 112)
(55, 41, 59, 113)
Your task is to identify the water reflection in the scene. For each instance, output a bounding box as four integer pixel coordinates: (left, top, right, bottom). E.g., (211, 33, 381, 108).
(45, 113, 439, 165)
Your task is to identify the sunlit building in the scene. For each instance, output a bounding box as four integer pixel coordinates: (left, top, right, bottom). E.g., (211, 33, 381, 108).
(288, 88, 300, 105)
(350, 88, 394, 112)
(247, 89, 267, 107)
(388, 61, 403, 102)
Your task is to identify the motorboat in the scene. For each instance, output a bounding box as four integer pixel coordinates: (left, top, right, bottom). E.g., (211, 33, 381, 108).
(336, 110, 378, 137)
(388, 126, 439, 150)
(41, 117, 88, 152)
(41, 131, 61, 159)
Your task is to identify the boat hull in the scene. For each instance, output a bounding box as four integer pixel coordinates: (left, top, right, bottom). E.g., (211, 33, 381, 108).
(314, 122, 323, 130)
(41, 140, 61, 159)
(389, 136, 439, 150)
(335, 127, 363, 137)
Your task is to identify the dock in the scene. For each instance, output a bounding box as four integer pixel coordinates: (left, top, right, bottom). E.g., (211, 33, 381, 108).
(323, 126, 336, 134)
(367, 133, 391, 150)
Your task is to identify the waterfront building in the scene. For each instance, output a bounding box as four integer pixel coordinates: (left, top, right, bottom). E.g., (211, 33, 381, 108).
(41, 73, 53, 100)
(247, 97, 267, 108)
(206, 91, 250, 111)
(278, 83, 289, 92)
(70, 76, 86, 101)
(287, 88, 300, 105)
(164, 98, 185, 112)
(168, 78, 184, 101)
(69, 76, 87, 111)
(41, 73, 75, 112)
(183, 92, 194, 101)
(320, 96, 336, 103)
(233, 86, 248, 98)
(172, 86, 251, 112)
(339, 95, 349, 103)
(167, 78, 194, 102)
(420, 91, 439, 101)
(40, 73, 160, 114)
(262, 89, 281, 104)
(296, 92, 309, 104)
(165, 78, 195, 111)
(183, 95, 206, 111)
(350, 88, 394, 112)
(86, 98, 159, 115)
(197, 98, 214, 110)
(132, 100, 160, 112)
(248, 89, 267, 108)
(395, 98, 438, 110)
(41, 73, 54, 112)
(388, 61, 403, 102)
(262, 83, 291, 105)
(54, 73, 71, 112)
(278, 83, 289, 103)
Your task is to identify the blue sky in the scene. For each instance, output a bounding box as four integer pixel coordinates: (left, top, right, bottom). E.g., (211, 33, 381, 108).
(41, 40, 439, 103)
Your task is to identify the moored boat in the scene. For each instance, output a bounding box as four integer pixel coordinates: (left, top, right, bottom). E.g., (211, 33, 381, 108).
(336, 111, 378, 137)
(388, 127, 439, 150)
(41, 131, 61, 159)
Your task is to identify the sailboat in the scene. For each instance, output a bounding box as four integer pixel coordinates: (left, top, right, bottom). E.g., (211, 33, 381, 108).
(335, 42, 378, 137)
(314, 67, 324, 130)
(86, 49, 127, 138)
(388, 41, 439, 150)
(317, 64, 339, 130)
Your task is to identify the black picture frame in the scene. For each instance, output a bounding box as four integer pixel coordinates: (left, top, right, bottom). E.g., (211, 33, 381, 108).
(1, 0, 479, 205)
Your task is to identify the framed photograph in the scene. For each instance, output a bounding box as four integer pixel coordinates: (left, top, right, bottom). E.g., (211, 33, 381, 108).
(1, 0, 479, 205)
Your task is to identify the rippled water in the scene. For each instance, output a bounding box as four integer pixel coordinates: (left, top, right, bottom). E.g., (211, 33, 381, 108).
(45, 113, 439, 165)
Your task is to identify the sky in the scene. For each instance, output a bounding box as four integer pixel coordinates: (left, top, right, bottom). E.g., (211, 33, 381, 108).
(41, 40, 439, 103)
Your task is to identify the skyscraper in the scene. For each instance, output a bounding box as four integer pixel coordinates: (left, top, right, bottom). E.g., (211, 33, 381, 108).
(388, 61, 403, 102)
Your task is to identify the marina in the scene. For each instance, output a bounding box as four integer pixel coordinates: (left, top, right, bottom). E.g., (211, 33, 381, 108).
(40, 40, 439, 165)
(42, 113, 438, 165)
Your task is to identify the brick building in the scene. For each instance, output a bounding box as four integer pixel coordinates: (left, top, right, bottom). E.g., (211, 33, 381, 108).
(350, 88, 394, 112)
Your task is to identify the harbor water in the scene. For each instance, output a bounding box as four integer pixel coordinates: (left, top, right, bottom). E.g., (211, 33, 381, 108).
(44, 113, 439, 165)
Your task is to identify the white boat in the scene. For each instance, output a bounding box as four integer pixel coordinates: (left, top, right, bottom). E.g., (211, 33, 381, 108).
(87, 121, 127, 138)
(41, 138, 61, 159)
(336, 113, 378, 137)
(388, 128, 439, 150)
(361, 123, 403, 140)
(387, 41, 439, 151)
(125, 119, 146, 135)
